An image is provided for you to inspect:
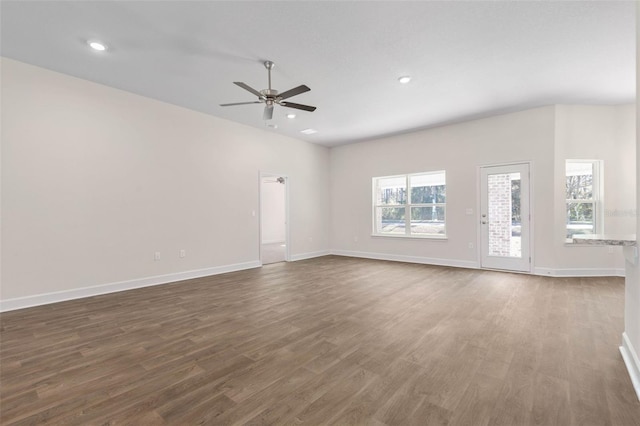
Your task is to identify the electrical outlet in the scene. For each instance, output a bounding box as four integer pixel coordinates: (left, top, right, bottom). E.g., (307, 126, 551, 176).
(354, 236, 359, 242)
(154, 252, 161, 261)
(607, 246, 614, 254)
(180, 249, 186, 258)
(468, 242, 474, 249)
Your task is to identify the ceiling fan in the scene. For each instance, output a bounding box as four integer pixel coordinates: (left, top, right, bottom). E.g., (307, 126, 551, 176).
(220, 61, 316, 120)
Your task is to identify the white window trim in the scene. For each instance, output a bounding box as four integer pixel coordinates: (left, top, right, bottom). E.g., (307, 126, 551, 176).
(371, 233, 449, 240)
(565, 159, 603, 244)
(372, 171, 447, 239)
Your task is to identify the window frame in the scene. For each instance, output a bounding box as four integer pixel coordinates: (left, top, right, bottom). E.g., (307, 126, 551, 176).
(565, 159, 603, 243)
(372, 170, 447, 239)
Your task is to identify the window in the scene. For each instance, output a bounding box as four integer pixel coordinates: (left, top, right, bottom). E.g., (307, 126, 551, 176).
(566, 160, 601, 240)
(373, 171, 446, 237)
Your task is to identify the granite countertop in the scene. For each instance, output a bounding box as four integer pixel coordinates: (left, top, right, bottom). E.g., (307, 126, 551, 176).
(572, 234, 637, 246)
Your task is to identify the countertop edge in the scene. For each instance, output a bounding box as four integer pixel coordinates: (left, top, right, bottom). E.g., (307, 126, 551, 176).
(572, 235, 637, 246)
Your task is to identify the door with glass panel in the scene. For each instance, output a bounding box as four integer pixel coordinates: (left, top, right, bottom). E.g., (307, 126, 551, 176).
(480, 163, 530, 272)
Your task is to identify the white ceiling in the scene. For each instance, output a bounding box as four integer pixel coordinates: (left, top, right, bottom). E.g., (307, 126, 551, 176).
(1, 1, 635, 147)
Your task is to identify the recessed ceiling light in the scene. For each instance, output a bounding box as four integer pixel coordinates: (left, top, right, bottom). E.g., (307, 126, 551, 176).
(300, 128, 317, 135)
(398, 76, 411, 84)
(286, 113, 296, 119)
(88, 41, 107, 51)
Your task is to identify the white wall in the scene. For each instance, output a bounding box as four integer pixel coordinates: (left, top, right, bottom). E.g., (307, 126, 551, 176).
(620, 2, 640, 400)
(261, 178, 286, 244)
(0, 58, 330, 306)
(330, 104, 635, 275)
(553, 105, 636, 274)
(330, 106, 557, 270)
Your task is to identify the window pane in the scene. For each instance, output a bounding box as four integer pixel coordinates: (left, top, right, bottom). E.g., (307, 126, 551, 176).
(487, 173, 521, 258)
(511, 174, 521, 224)
(377, 176, 406, 205)
(410, 173, 446, 203)
(410, 206, 445, 235)
(373, 171, 447, 237)
(566, 201, 594, 238)
(376, 207, 406, 234)
(510, 174, 522, 257)
(566, 162, 593, 200)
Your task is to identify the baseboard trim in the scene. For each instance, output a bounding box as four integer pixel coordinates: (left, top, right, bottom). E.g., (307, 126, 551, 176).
(620, 332, 640, 401)
(0, 261, 261, 312)
(290, 250, 331, 262)
(330, 249, 479, 270)
(533, 267, 625, 277)
(262, 239, 285, 245)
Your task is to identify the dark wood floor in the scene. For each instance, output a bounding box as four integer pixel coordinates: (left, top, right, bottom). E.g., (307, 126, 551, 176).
(1, 256, 639, 425)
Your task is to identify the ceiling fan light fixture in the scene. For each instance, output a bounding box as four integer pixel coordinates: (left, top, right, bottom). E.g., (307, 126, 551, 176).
(88, 40, 107, 51)
(300, 128, 317, 135)
(398, 75, 411, 84)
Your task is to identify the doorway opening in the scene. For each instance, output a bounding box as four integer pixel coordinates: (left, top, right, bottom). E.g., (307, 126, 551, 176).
(260, 173, 289, 264)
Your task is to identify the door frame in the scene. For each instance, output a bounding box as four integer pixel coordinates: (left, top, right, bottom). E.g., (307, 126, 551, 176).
(476, 161, 534, 273)
(259, 171, 290, 264)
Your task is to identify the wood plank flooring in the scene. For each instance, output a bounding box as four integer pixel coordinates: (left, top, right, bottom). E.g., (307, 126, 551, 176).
(1, 256, 639, 425)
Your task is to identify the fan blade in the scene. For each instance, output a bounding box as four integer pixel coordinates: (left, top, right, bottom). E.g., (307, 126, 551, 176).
(234, 82, 263, 98)
(219, 101, 262, 107)
(280, 101, 316, 112)
(278, 85, 310, 100)
(263, 104, 274, 120)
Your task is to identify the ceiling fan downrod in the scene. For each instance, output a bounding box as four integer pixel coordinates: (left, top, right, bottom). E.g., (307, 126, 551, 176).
(264, 61, 274, 92)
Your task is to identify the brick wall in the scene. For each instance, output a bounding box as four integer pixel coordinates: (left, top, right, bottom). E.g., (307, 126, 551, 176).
(488, 174, 512, 256)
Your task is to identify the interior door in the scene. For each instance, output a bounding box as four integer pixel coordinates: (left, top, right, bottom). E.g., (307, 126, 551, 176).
(480, 163, 530, 272)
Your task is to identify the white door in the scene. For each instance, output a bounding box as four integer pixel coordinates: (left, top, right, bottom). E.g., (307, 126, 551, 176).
(480, 163, 530, 272)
